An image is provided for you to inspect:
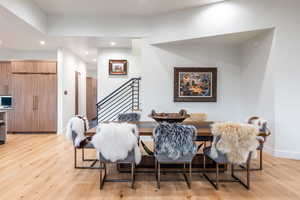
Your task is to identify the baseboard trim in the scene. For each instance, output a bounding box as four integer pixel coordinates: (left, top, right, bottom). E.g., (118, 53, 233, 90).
(263, 145, 300, 160)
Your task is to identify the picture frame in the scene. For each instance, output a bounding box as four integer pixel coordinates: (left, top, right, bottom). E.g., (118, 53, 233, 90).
(174, 67, 217, 102)
(109, 60, 128, 75)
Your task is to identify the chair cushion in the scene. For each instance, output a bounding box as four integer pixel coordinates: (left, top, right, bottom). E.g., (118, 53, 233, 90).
(203, 147, 229, 164)
(155, 153, 195, 163)
(100, 150, 135, 163)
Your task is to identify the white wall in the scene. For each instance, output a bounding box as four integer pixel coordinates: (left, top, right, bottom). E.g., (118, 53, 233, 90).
(57, 48, 87, 133)
(97, 39, 142, 101)
(240, 30, 275, 151)
(140, 41, 241, 121)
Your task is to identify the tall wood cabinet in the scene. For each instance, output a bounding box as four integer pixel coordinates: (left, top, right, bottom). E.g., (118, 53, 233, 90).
(0, 62, 12, 95)
(2, 61, 58, 133)
(86, 77, 97, 120)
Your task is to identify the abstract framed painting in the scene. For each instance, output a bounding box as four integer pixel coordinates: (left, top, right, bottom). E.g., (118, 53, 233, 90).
(174, 67, 217, 102)
(109, 60, 128, 75)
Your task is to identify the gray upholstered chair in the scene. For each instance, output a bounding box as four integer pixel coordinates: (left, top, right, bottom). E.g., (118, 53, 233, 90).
(99, 150, 136, 190)
(118, 112, 141, 122)
(202, 122, 257, 191)
(72, 130, 99, 169)
(153, 123, 197, 189)
(247, 116, 271, 171)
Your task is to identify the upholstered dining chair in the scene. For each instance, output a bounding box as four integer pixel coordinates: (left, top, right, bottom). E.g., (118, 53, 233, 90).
(118, 112, 141, 122)
(91, 123, 141, 190)
(203, 122, 259, 190)
(247, 116, 271, 171)
(153, 123, 197, 189)
(67, 116, 99, 169)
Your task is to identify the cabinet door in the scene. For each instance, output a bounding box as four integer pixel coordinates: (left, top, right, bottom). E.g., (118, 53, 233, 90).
(11, 61, 35, 73)
(36, 74, 57, 132)
(0, 62, 11, 95)
(9, 74, 36, 132)
(35, 61, 57, 74)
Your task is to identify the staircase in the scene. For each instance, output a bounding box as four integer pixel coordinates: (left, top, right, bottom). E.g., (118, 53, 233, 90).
(96, 77, 141, 123)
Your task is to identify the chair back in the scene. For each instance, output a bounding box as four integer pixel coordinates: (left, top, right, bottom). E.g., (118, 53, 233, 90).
(185, 113, 207, 122)
(211, 122, 258, 164)
(153, 123, 197, 160)
(118, 113, 141, 122)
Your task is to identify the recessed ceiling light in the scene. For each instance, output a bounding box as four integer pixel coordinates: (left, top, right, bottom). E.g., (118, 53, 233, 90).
(110, 42, 116, 46)
(93, 58, 97, 62)
(85, 51, 89, 55)
(40, 41, 45, 45)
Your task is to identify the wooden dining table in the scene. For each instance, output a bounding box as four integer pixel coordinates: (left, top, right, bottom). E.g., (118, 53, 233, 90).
(86, 121, 267, 172)
(86, 121, 214, 137)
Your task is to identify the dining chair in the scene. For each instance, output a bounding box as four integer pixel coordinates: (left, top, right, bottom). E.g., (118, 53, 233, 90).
(99, 150, 136, 190)
(246, 116, 271, 171)
(203, 122, 258, 190)
(153, 123, 197, 189)
(92, 123, 141, 190)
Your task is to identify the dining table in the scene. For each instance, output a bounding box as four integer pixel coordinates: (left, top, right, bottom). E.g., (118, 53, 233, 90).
(86, 121, 267, 173)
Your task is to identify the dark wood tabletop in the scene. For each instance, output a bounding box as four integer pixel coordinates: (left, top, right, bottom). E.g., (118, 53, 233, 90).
(87, 121, 212, 137)
(86, 121, 268, 137)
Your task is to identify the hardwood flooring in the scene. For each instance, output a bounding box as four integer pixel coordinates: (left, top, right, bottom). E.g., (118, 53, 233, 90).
(1, 134, 300, 200)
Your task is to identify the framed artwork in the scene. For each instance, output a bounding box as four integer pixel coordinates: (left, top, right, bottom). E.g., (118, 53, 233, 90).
(109, 60, 128, 75)
(174, 67, 217, 102)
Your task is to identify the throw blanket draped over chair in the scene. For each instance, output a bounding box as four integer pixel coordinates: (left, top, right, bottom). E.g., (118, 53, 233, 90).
(91, 123, 142, 164)
(65, 116, 89, 147)
(153, 123, 197, 160)
(210, 122, 259, 165)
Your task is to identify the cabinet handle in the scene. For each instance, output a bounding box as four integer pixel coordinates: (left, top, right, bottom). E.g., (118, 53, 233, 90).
(35, 96, 38, 110)
(33, 96, 35, 110)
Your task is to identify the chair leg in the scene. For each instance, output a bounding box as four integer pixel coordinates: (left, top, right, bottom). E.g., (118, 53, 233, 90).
(259, 149, 263, 170)
(131, 163, 135, 189)
(82, 148, 84, 161)
(216, 163, 219, 190)
(74, 148, 77, 168)
(155, 160, 158, 181)
(99, 161, 103, 190)
(157, 163, 160, 189)
(189, 162, 192, 189)
(247, 156, 251, 189)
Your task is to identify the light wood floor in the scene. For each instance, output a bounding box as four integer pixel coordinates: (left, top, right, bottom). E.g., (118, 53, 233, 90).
(1, 134, 300, 200)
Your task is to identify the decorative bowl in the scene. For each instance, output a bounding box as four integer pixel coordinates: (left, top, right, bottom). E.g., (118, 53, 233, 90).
(149, 109, 190, 123)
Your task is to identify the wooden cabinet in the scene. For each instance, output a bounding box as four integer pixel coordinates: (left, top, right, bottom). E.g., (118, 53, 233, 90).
(11, 61, 56, 74)
(35, 61, 57, 74)
(86, 77, 97, 120)
(0, 62, 12, 95)
(9, 72, 57, 133)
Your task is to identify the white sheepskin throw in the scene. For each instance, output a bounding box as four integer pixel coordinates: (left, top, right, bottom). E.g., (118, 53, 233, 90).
(210, 122, 259, 165)
(65, 116, 89, 147)
(91, 123, 142, 164)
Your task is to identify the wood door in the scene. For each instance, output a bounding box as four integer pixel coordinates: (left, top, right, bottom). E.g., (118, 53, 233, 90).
(9, 74, 36, 132)
(11, 61, 35, 73)
(36, 74, 57, 132)
(86, 77, 97, 120)
(35, 61, 57, 74)
(0, 62, 11, 95)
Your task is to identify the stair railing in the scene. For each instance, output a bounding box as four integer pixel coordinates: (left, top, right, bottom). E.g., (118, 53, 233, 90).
(96, 77, 141, 123)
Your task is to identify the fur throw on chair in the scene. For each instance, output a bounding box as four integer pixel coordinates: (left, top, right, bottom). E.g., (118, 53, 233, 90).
(65, 116, 89, 147)
(210, 122, 259, 164)
(91, 123, 142, 164)
(153, 123, 197, 160)
(118, 112, 141, 122)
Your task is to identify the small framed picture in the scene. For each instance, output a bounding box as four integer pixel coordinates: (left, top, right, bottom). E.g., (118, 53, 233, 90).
(109, 60, 128, 75)
(174, 67, 217, 102)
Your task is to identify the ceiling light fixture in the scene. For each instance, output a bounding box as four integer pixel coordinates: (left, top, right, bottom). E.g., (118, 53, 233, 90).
(0, 40, 3, 46)
(85, 51, 89, 55)
(110, 42, 116, 46)
(93, 58, 97, 62)
(40, 41, 45, 45)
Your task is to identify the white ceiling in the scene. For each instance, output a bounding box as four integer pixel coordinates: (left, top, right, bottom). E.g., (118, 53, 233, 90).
(32, 0, 224, 16)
